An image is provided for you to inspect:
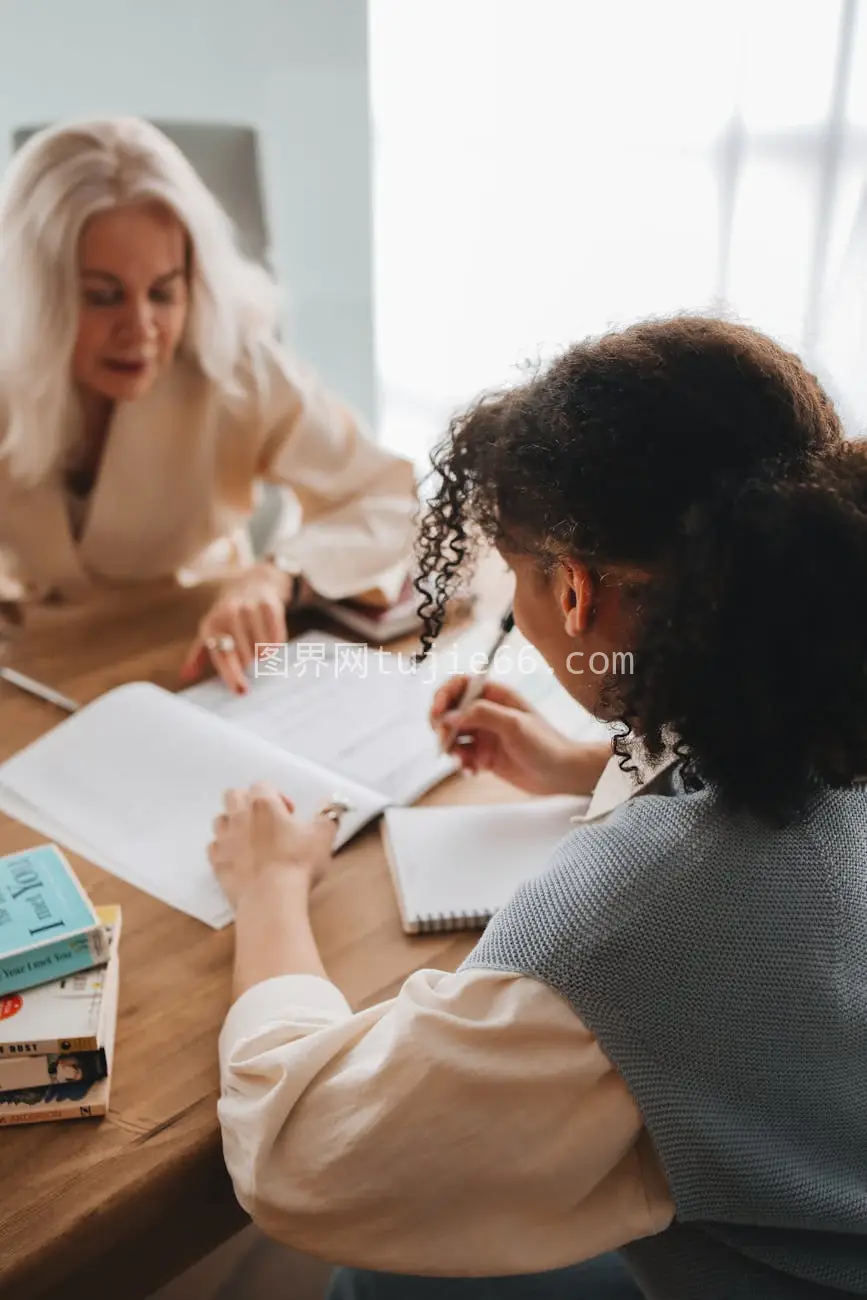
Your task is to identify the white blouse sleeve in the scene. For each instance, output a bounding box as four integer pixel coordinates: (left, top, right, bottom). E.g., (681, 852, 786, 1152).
(218, 966, 673, 1276)
(254, 343, 417, 604)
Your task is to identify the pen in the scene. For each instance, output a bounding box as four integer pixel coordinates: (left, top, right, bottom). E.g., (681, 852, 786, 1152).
(441, 606, 515, 754)
(0, 666, 79, 714)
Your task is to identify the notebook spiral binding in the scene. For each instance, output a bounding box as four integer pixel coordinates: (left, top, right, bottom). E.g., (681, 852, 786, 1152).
(417, 910, 493, 933)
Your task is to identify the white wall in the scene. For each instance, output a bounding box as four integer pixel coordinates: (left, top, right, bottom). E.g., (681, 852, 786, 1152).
(369, 0, 867, 460)
(0, 0, 377, 424)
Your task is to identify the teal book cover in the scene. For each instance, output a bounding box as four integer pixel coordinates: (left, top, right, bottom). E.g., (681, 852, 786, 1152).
(0, 845, 108, 996)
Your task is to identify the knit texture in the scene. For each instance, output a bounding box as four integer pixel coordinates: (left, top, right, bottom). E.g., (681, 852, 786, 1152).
(461, 770, 867, 1299)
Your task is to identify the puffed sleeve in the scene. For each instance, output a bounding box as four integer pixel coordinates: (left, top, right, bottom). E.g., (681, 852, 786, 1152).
(218, 966, 673, 1275)
(254, 341, 418, 604)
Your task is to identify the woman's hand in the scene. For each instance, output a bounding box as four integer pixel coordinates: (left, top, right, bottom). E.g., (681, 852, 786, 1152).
(208, 781, 337, 910)
(430, 676, 611, 797)
(180, 562, 293, 693)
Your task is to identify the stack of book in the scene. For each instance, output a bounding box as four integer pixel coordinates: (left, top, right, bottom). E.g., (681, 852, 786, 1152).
(0, 844, 121, 1125)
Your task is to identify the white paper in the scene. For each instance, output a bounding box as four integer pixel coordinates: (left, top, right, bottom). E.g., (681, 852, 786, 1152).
(182, 632, 459, 806)
(0, 623, 607, 930)
(383, 795, 591, 930)
(182, 626, 607, 805)
(0, 682, 386, 928)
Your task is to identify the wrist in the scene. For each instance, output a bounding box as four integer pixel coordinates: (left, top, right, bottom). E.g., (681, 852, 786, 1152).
(235, 862, 314, 912)
(232, 867, 325, 995)
(260, 559, 297, 604)
(262, 554, 304, 605)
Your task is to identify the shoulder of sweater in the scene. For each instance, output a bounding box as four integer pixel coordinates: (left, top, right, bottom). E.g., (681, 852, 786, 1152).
(564, 775, 724, 864)
(469, 781, 757, 978)
(467, 785, 709, 966)
(553, 772, 821, 894)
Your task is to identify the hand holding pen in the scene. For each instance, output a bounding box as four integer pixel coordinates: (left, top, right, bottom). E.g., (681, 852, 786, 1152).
(449, 608, 515, 717)
(431, 607, 515, 755)
(429, 607, 611, 796)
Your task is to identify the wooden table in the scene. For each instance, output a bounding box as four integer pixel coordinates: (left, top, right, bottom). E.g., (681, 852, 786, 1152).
(0, 579, 513, 1300)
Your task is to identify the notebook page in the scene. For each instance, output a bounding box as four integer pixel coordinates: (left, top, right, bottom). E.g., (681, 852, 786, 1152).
(182, 627, 607, 808)
(182, 632, 459, 805)
(0, 682, 386, 927)
(383, 795, 590, 932)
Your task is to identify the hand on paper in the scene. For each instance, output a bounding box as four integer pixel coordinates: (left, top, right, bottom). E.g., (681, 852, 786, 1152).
(180, 562, 293, 693)
(208, 781, 337, 908)
(431, 676, 610, 797)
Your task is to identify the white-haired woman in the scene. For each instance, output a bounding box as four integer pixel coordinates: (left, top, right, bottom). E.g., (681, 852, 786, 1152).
(0, 117, 417, 692)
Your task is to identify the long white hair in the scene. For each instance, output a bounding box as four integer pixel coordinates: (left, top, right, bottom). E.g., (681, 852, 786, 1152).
(0, 116, 281, 484)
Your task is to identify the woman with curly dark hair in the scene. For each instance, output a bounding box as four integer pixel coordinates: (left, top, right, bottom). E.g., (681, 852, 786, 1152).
(211, 317, 867, 1300)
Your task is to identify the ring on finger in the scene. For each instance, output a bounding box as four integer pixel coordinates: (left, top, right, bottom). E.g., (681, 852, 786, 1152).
(205, 633, 236, 654)
(317, 797, 352, 825)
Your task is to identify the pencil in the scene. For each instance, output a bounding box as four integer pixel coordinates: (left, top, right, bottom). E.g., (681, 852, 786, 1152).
(440, 607, 514, 754)
(0, 666, 79, 714)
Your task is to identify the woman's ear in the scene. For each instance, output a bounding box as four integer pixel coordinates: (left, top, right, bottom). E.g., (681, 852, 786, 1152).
(559, 559, 595, 636)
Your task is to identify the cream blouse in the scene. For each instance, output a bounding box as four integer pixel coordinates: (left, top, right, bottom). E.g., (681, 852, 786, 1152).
(0, 337, 417, 605)
(218, 756, 676, 1276)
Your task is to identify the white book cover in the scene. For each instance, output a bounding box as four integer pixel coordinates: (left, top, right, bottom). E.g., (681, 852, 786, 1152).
(0, 905, 122, 1057)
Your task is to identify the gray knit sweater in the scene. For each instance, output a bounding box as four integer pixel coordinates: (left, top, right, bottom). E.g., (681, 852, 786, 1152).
(461, 768, 867, 1299)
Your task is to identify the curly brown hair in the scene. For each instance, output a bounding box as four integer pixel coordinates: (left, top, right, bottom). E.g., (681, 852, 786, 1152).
(414, 316, 867, 821)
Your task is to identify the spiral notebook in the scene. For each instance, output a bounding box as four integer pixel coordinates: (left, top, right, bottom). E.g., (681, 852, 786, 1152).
(381, 795, 590, 934)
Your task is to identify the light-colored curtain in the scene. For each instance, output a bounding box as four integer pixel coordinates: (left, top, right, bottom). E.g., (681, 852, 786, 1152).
(370, 0, 867, 463)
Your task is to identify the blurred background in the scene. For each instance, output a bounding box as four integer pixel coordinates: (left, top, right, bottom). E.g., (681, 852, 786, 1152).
(4, 0, 867, 475)
(371, 0, 867, 464)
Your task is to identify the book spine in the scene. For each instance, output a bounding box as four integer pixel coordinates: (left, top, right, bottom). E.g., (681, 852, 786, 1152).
(0, 1097, 108, 1125)
(0, 1030, 101, 1057)
(0, 926, 108, 997)
(0, 1047, 107, 1092)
